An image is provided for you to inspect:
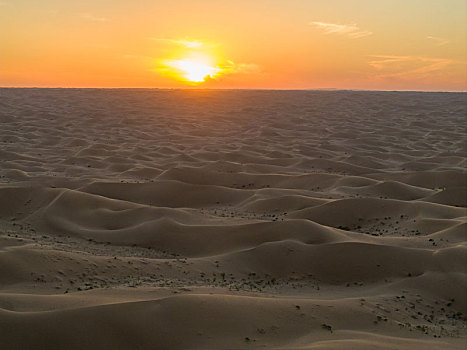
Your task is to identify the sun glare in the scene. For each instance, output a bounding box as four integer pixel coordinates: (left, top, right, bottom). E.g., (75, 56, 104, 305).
(157, 40, 226, 85)
(164, 57, 222, 83)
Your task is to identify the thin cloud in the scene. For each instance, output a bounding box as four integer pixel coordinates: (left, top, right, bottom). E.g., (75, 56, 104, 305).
(201, 61, 262, 85)
(81, 13, 109, 22)
(310, 21, 372, 39)
(176, 40, 203, 48)
(224, 61, 261, 75)
(152, 38, 205, 49)
(427, 36, 450, 46)
(368, 55, 454, 79)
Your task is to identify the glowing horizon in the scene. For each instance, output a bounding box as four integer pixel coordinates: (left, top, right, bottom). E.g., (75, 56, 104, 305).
(0, 0, 466, 91)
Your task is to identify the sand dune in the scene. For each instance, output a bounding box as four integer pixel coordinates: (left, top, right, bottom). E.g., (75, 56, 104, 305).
(0, 89, 466, 349)
(2, 293, 466, 350)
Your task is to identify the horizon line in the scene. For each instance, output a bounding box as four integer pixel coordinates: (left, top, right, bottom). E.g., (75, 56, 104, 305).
(1, 86, 466, 93)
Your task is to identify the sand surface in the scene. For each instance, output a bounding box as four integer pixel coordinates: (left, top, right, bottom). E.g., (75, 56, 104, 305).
(0, 88, 466, 349)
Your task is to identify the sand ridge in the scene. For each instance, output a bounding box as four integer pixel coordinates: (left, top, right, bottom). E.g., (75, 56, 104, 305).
(0, 88, 466, 349)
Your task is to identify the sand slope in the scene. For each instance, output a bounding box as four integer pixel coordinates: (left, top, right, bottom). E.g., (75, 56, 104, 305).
(0, 89, 466, 349)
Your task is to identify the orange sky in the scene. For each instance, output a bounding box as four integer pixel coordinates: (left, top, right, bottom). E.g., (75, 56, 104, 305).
(1, 0, 466, 90)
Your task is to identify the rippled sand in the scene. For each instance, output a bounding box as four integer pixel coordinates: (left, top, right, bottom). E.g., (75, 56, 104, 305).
(0, 89, 466, 349)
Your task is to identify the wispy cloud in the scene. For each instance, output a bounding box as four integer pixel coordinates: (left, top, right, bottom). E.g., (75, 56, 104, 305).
(427, 36, 450, 46)
(310, 21, 372, 39)
(152, 38, 206, 49)
(224, 61, 261, 75)
(81, 13, 109, 22)
(368, 55, 454, 79)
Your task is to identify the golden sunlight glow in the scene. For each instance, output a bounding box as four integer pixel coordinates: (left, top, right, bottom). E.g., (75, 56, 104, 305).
(177, 40, 204, 49)
(155, 38, 229, 84)
(1, 1, 465, 90)
(165, 58, 222, 83)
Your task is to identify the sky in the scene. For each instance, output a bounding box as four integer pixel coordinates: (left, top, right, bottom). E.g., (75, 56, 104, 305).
(1, 0, 466, 90)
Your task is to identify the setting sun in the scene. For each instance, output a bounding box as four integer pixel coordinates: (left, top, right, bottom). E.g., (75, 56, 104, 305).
(164, 57, 222, 83)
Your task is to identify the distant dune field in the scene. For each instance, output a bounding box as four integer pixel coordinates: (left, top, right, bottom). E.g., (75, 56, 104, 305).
(0, 89, 466, 349)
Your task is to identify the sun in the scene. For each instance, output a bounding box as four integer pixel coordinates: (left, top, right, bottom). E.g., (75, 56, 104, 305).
(165, 57, 221, 83)
(156, 39, 230, 85)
